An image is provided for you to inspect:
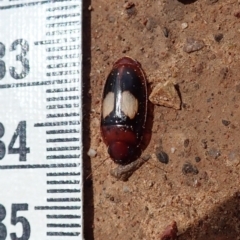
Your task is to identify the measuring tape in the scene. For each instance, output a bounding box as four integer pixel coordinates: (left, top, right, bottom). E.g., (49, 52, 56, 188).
(0, 0, 83, 239)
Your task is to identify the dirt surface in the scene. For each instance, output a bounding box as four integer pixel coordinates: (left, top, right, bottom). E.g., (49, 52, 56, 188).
(83, 0, 240, 239)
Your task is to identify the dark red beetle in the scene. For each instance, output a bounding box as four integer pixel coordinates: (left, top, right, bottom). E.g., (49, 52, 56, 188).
(101, 56, 147, 165)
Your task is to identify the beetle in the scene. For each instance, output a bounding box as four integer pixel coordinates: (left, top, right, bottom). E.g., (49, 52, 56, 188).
(101, 56, 147, 165)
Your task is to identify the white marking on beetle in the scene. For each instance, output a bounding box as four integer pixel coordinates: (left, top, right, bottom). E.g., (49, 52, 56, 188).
(102, 92, 114, 118)
(121, 91, 138, 119)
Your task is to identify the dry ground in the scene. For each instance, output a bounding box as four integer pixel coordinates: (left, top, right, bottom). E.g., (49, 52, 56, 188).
(83, 0, 240, 239)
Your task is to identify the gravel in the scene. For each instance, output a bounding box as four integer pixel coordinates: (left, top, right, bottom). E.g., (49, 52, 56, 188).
(182, 162, 199, 175)
(183, 37, 205, 53)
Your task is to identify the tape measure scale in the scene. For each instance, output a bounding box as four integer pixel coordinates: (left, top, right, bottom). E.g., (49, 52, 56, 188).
(0, 0, 83, 239)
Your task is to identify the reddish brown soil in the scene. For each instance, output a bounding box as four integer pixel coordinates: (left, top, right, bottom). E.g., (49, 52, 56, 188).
(83, 0, 240, 239)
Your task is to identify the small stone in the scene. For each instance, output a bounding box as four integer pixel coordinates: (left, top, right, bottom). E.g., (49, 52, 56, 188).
(124, 2, 136, 16)
(145, 18, 156, 31)
(193, 179, 201, 187)
(156, 151, 169, 164)
(149, 81, 181, 110)
(184, 139, 189, 148)
(222, 120, 231, 126)
(207, 148, 221, 159)
(108, 16, 115, 23)
(142, 154, 151, 161)
(87, 148, 97, 158)
(148, 181, 154, 187)
(163, 27, 169, 38)
(183, 37, 205, 53)
(181, 22, 188, 29)
(227, 150, 240, 166)
(214, 33, 223, 42)
(182, 162, 199, 175)
(195, 156, 201, 162)
(171, 147, 176, 154)
(123, 186, 130, 193)
(88, 5, 93, 11)
(126, 6, 136, 16)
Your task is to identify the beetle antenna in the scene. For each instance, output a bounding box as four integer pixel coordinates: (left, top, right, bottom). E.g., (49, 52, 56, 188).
(85, 157, 109, 180)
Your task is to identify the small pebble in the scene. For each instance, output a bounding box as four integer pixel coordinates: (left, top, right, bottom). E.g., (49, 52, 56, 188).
(207, 148, 221, 159)
(142, 154, 151, 161)
(123, 186, 130, 193)
(222, 120, 231, 126)
(148, 181, 154, 187)
(183, 37, 205, 53)
(145, 18, 155, 31)
(156, 151, 169, 164)
(182, 162, 199, 175)
(214, 33, 223, 42)
(193, 179, 201, 187)
(181, 22, 188, 29)
(108, 16, 115, 23)
(163, 27, 169, 38)
(184, 139, 189, 148)
(227, 150, 240, 165)
(124, 1, 136, 16)
(195, 156, 201, 162)
(88, 5, 93, 11)
(171, 147, 176, 154)
(149, 81, 181, 110)
(87, 148, 97, 158)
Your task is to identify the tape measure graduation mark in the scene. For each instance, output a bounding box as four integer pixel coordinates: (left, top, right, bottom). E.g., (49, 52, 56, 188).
(0, 0, 82, 239)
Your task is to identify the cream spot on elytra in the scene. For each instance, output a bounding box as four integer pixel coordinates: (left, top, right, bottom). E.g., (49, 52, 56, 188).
(102, 92, 114, 118)
(121, 91, 138, 119)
